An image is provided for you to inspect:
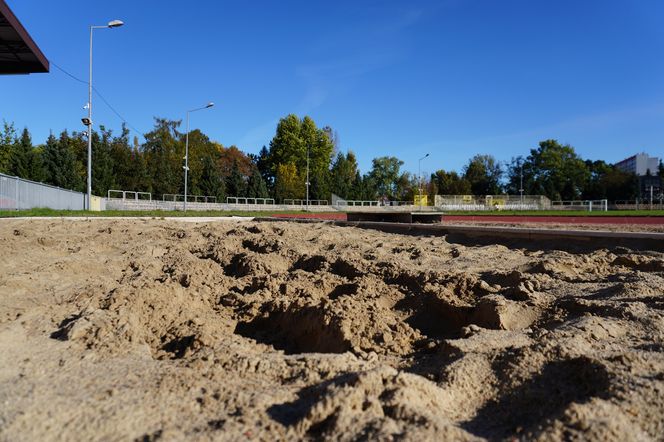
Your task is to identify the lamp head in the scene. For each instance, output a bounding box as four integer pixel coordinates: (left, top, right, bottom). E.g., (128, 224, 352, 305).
(108, 20, 124, 28)
(206, 102, 214, 108)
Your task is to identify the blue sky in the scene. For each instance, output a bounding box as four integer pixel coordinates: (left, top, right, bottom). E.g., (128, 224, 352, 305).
(2, 0, 663, 175)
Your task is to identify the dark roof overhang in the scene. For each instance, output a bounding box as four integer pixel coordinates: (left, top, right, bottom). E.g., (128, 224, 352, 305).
(0, 0, 49, 74)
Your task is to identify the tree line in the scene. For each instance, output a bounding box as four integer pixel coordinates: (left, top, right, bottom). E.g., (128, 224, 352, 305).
(1, 116, 660, 203)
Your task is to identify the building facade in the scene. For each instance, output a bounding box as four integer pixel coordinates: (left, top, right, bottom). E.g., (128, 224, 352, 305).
(615, 153, 660, 176)
(615, 153, 661, 201)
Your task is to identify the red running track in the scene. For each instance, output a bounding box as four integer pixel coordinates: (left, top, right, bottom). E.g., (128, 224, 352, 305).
(443, 215, 664, 225)
(271, 213, 664, 225)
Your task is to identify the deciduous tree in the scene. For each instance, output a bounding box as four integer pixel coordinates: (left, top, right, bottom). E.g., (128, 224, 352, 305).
(368, 156, 403, 200)
(463, 154, 502, 195)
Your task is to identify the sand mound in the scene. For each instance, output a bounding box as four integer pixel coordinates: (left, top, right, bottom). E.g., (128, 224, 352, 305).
(1, 218, 663, 440)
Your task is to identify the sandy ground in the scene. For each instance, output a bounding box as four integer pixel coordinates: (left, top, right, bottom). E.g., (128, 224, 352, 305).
(1, 218, 663, 441)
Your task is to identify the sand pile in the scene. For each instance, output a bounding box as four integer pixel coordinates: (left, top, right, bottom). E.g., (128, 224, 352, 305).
(0, 218, 663, 440)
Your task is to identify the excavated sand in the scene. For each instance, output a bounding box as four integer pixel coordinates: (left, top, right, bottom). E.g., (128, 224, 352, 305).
(1, 218, 663, 441)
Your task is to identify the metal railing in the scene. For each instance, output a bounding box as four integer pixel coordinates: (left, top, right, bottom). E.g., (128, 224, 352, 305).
(227, 197, 275, 205)
(334, 200, 380, 207)
(551, 200, 608, 212)
(284, 199, 328, 206)
(0, 172, 85, 210)
(162, 193, 216, 203)
(108, 189, 152, 201)
(613, 200, 664, 210)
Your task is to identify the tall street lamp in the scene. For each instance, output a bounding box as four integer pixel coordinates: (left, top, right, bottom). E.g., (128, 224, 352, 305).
(86, 19, 124, 210)
(519, 158, 525, 204)
(305, 143, 310, 211)
(418, 153, 429, 211)
(184, 102, 214, 212)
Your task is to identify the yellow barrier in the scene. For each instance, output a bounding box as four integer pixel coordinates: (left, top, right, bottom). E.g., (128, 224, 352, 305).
(414, 195, 428, 206)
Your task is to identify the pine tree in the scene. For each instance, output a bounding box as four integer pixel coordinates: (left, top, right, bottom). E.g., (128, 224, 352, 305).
(309, 172, 330, 201)
(9, 127, 44, 181)
(255, 145, 272, 188)
(247, 167, 269, 199)
(226, 159, 246, 197)
(199, 155, 225, 201)
(41, 131, 83, 190)
(142, 118, 182, 196)
(330, 151, 359, 199)
(0, 121, 16, 174)
(91, 127, 116, 196)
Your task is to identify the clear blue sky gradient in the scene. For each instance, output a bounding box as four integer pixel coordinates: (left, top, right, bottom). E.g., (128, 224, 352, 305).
(1, 0, 663, 175)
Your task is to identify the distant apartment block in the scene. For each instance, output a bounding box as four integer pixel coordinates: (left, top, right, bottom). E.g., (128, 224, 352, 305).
(614, 153, 660, 176)
(615, 153, 661, 199)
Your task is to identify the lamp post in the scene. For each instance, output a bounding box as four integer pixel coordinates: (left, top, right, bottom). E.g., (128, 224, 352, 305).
(305, 143, 310, 211)
(418, 153, 429, 211)
(184, 102, 214, 212)
(86, 19, 124, 210)
(518, 157, 524, 204)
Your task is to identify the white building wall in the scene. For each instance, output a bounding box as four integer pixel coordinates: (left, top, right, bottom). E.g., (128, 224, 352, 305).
(616, 153, 660, 176)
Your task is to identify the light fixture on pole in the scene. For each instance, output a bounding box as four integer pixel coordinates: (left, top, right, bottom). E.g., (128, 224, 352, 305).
(418, 153, 429, 211)
(87, 19, 124, 210)
(184, 102, 214, 212)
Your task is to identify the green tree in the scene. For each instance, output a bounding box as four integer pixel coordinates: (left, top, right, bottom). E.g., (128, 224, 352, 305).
(582, 160, 638, 201)
(182, 130, 221, 196)
(109, 125, 148, 192)
(513, 140, 590, 200)
(252, 145, 272, 188)
(463, 154, 502, 195)
(91, 127, 116, 196)
(143, 118, 182, 196)
(352, 172, 376, 200)
(9, 127, 44, 181)
(199, 154, 225, 201)
(0, 121, 16, 174)
(247, 167, 269, 199)
(41, 131, 84, 190)
(274, 162, 301, 201)
(225, 159, 246, 197)
(431, 169, 472, 195)
(268, 114, 334, 196)
(309, 172, 331, 201)
(368, 156, 403, 200)
(395, 172, 417, 201)
(330, 151, 360, 199)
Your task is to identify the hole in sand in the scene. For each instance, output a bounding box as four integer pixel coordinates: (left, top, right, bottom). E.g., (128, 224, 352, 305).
(397, 294, 473, 339)
(328, 283, 358, 300)
(291, 255, 328, 273)
(234, 305, 351, 354)
(160, 335, 196, 359)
